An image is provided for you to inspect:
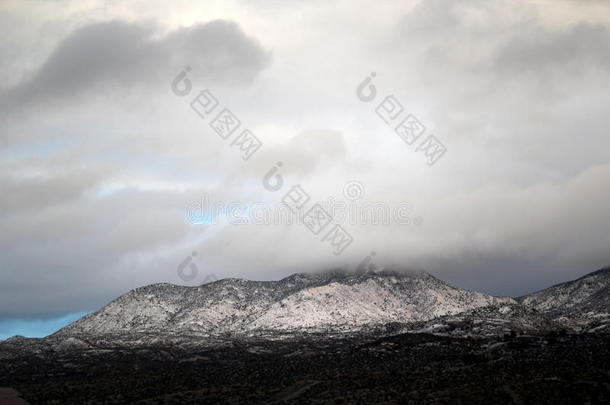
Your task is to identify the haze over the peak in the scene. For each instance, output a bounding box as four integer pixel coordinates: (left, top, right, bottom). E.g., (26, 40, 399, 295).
(1, 0, 609, 321)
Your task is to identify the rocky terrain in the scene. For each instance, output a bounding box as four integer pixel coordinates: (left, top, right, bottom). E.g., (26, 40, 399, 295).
(2, 266, 610, 404)
(1, 331, 609, 404)
(519, 266, 610, 333)
(56, 269, 514, 338)
(404, 302, 569, 337)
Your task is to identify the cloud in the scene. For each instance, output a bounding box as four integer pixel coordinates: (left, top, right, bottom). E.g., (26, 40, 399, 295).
(1, 19, 270, 112)
(247, 129, 348, 177)
(393, 0, 610, 84)
(166, 20, 272, 82)
(0, 168, 107, 214)
(494, 23, 610, 75)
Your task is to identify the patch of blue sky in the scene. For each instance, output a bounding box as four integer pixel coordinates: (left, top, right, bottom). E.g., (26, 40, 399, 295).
(0, 311, 91, 341)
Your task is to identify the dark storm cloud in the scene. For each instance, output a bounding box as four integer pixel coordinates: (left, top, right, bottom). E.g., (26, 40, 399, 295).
(1, 19, 270, 111)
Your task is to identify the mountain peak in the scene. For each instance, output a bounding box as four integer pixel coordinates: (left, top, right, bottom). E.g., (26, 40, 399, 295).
(282, 268, 433, 284)
(583, 265, 610, 278)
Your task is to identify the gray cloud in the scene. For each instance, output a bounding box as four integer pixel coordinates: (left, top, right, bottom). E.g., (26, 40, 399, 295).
(394, 0, 610, 82)
(1, 19, 270, 112)
(0, 187, 197, 318)
(494, 23, 610, 75)
(0, 168, 107, 214)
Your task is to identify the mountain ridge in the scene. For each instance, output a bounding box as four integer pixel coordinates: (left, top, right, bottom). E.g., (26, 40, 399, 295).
(3, 265, 605, 344)
(517, 265, 610, 332)
(55, 268, 515, 338)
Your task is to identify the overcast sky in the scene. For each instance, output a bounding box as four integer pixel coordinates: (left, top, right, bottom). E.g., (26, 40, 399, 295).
(1, 0, 610, 329)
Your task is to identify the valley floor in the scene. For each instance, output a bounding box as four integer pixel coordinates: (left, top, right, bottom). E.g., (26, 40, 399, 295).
(2, 332, 610, 404)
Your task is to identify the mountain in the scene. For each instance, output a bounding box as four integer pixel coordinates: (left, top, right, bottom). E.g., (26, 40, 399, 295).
(519, 266, 610, 332)
(56, 269, 514, 338)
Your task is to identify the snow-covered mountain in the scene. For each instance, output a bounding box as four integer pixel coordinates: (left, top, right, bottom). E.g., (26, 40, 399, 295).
(519, 266, 610, 332)
(52, 266, 610, 341)
(57, 269, 514, 337)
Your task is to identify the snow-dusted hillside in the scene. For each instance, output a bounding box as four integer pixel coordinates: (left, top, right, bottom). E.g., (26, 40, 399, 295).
(57, 270, 514, 337)
(519, 266, 610, 331)
(248, 271, 513, 331)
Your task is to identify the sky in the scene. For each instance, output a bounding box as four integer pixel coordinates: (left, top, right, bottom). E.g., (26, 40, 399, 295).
(1, 0, 610, 337)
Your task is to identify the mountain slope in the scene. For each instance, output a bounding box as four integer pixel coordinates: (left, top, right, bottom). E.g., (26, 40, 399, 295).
(519, 266, 610, 331)
(407, 303, 567, 337)
(57, 269, 515, 337)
